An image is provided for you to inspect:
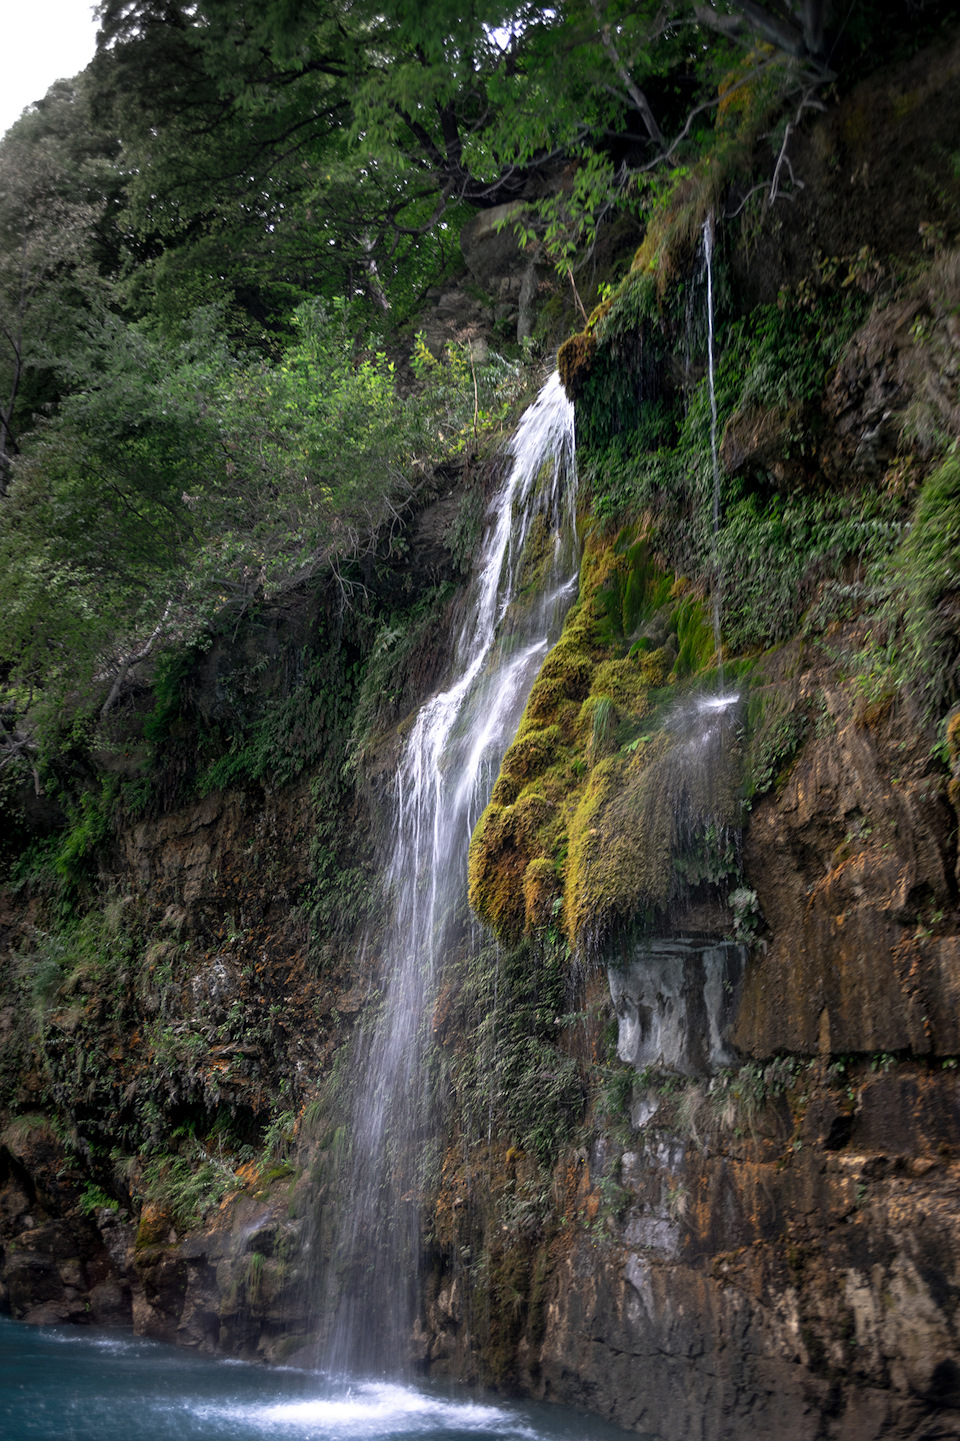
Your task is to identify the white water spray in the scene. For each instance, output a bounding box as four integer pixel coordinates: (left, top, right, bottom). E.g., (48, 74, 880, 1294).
(702, 213, 724, 687)
(324, 372, 577, 1372)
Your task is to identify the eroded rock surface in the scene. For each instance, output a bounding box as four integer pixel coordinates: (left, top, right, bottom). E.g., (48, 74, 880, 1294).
(609, 938, 745, 1076)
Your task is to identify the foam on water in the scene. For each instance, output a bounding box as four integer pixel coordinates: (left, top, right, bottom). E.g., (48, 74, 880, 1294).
(7, 1317, 641, 1438)
(204, 1380, 536, 1437)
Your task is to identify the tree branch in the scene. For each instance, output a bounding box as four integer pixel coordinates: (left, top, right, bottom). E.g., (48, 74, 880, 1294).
(100, 600, 172, 717)
(588, 0, 663, 145)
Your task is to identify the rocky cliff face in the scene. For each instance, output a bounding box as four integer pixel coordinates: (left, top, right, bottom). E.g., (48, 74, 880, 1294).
(424, 33, 960, 1439)
(2, 27, 960, 1441)
(455, 657, 960, 1438)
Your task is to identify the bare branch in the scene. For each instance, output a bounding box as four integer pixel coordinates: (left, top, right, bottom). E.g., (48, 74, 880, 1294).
(588, 0, 664, 145)
(639, 51, 814, 174)
(769, 122, 801, 204)
(725, 87, 827, 217)
(0, 726, 39, 772)
(100, 601, 172, 717)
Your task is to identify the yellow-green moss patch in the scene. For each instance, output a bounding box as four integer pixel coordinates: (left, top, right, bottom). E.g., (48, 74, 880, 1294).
(589, 658, 649, 714)
(500, 724, 563, 783)
(471, 520, 742, 951)
(523, 675, 569, 727)
(537, 644, 592, 699)
(523, 857, 560, 932)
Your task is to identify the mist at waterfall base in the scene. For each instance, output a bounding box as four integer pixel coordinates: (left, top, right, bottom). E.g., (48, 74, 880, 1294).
(0, 1318, 639, 1440)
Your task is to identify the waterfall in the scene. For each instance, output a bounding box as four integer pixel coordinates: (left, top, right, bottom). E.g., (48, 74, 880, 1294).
(323, 371, 578, 1374)
(702, 213, 723, 686)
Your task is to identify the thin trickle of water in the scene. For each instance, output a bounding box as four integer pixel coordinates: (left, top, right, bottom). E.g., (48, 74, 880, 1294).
(655, 688, 744, 881)
(324, 372, 578, 1374)
(702, 213, 724, 687)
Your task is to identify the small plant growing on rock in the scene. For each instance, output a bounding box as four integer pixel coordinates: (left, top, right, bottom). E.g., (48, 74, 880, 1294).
(729, 886, 761, 945)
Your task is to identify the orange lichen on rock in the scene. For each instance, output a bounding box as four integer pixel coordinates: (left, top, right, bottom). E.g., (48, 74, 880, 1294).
(947, 707, 960, 811)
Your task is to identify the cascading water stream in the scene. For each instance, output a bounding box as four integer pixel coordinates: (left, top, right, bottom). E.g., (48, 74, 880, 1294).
(323, 372, 577, 1374)
(702, 213, 724, 688)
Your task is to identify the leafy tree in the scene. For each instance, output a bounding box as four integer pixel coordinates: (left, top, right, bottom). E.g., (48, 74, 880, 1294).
(89, 0, 876, 329)
(1, 0, 949, 774)
(0, 79, 117, 493)
(90, 0, 447, 327)
(0, 309, 232, 752)
(0, 298, 457, 761)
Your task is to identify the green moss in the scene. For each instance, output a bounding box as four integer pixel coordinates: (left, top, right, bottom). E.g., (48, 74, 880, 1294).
(572, 531, 679, 657)
(579, 694, 618, 766)
(896, 454, 960, 712)
(596, 269, 658, 336)
(514, 512, 555, 598)
(512, 792, 559, 847)
(469, 788, 561, 941)
(564, 706, 742, 946)
(557, 331, 597, 402)
(468, 805, 529, 939)
(523, 675, 570, 727)
(637, 647, 673, 687)
(743, 687, 809, 798)
(589, 659, 649, 714)
(490, 773, 522, 806)
(523, 857, 559, 932)
(673, 597, 717, 677)
(501, 724, 562, 783)
(618, 536, 675, 633)
(472, 521, 745, 951)
(536, 644, 592, 699)
(566, 748, 673, 939)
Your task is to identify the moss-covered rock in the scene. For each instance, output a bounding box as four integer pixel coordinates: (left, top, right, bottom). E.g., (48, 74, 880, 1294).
(557, 331, 597, 402)
(536, 646, 592, 700)
(522, 857, 560, 931)
(470, 520, 735, 951)
(500, 724, 562, 784)
(589, 658, 649, 712)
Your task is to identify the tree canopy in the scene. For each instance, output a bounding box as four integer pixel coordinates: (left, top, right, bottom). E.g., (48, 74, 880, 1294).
(87, 0, 840, 324)
(0, 0, 952, 777)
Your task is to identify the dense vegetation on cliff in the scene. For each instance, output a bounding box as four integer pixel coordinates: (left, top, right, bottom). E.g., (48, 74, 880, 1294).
(1, 5, 960, 1428)
(1, 0, 953, 820)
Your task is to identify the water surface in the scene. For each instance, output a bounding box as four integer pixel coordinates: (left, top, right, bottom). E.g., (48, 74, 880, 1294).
(0, 1318, 637, 1440)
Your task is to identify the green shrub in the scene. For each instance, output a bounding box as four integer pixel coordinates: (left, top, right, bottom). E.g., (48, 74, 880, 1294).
(580, 285, 884, 651)
(79, 1184, 119, 1217)
(140, 1153, 237, 1230)
(54, 779, 118, 888)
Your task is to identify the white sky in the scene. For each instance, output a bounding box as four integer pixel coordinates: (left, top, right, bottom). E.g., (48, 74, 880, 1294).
(2, 1, 101, 138)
